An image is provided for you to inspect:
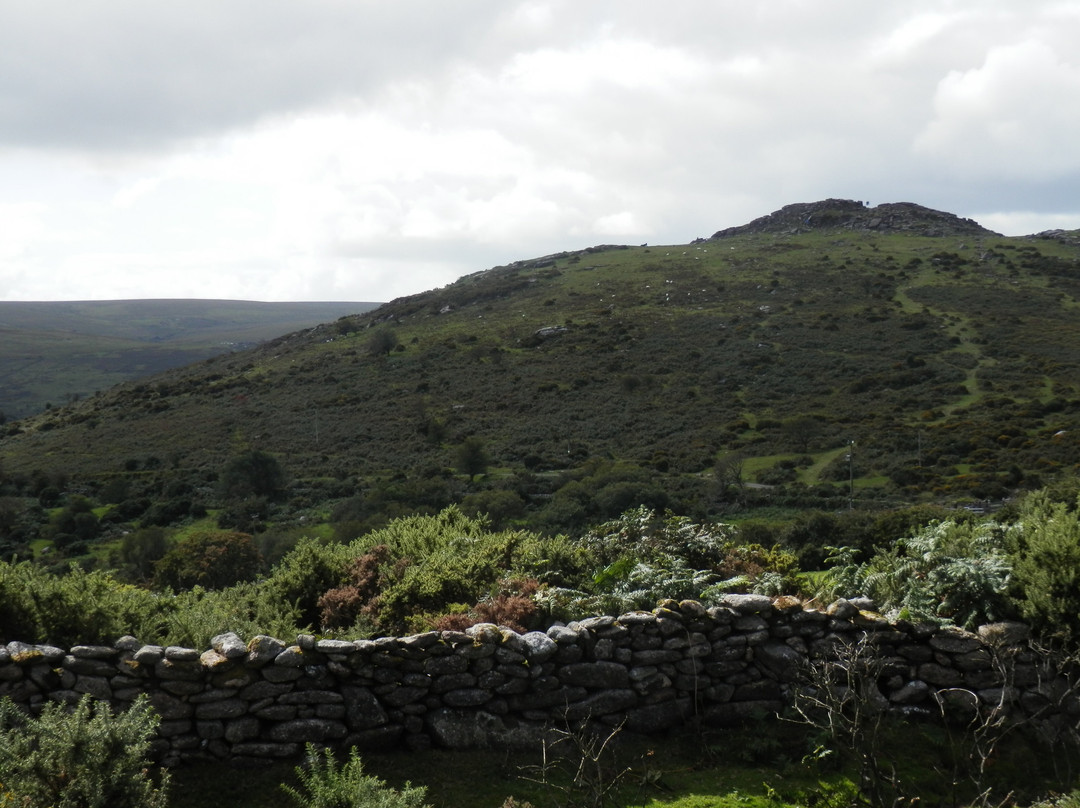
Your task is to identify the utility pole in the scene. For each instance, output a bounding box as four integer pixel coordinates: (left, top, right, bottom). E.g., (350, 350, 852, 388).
(847, 440, 855, 509)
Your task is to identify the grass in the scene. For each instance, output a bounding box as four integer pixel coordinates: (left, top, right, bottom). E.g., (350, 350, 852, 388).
(163, 715, 1080, 808)
(167, 729, 851, 808)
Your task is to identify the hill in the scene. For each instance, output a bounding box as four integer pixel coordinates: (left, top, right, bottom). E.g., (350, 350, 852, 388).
(0, 299, 378, 419)
(2, 199, 1079, 540)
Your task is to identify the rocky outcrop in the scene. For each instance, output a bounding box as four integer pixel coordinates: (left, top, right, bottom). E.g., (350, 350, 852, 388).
(710, 199, 999, 239)
(0, 597, 1064, 767)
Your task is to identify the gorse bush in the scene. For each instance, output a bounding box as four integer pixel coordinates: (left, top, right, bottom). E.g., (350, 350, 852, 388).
(310, 507, 560, 634)
(0, 694, 168, 808)
(0, 561, 167, 646)
(0, 559, 300, 648)
(162, 583, 301, 649)
(1010, 491, 1080, 639)
(260, 535, 357, 630)
(283, 745, 429, 808)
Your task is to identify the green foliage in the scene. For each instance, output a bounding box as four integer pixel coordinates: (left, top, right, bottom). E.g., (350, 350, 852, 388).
(1029, 792, 1080, 808)
(260, 535, 356, 630)
(539, 507, 801, 620)
(0, 694, 169, 808)
(357, 506, 494, 560)
(822, 519, 1017, 628)
(459, 488, 526, 527)
(1010, 492, 1080, 639)
(218, 449, 287, 501)
(367, 327, 400, 357)
(162, 582, 302, 649)
(454, 436, 489, 480)
(115, 525, 170, 582)
(0, 556, 301, 647)
(282, 745, 429, 808)
(45, 495, 100, 545)
(153, 529, 262, 590)
(322, 507, 550, 634)
(0, 560, 167, 646)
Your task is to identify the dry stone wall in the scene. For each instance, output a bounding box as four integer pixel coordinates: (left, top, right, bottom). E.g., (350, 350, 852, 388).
(0, 595, 1055, 767)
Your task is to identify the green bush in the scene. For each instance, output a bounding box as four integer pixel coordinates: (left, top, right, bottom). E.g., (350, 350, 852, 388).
(153, 530, 262, 590)
(162, 582, 302, 649)
(0, 694, 169, 808)
(218, 449, 287, 501)
(0, 561, 167, 646)
(283, 744, 429, 808)
(260, 536, 356, 630)
(338, 508, 545, 634)
(1010, 491, 1080, 639)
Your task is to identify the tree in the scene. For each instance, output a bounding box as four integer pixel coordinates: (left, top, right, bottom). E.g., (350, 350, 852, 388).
(47, 495, 100, 544)
(153, 529, 261, 590)
(218, 449, 286, 501)
(782, 414, 823, 453)
(367, 327, 399, 357)
(455, 436, 489, 481)
(0, 694, 169, 808)
(117, 526, 170, 582)
(713, 453, 746, 507)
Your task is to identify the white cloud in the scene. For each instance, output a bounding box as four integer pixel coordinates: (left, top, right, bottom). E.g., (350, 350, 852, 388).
(914, 40, 1080, 178)
(975, 209, 1080, 237)
(0, 203, 46, 261)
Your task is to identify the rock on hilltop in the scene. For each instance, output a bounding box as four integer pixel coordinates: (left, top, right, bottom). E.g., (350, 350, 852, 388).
(711, 199, 1000, 239)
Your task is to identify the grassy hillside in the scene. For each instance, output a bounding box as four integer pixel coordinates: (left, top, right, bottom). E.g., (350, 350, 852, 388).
(0, 299, 378, 419)
(2, 200, 1079, 540)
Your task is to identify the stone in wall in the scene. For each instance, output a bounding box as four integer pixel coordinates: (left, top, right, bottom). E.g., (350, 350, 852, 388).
(0, 601, 1064, 767)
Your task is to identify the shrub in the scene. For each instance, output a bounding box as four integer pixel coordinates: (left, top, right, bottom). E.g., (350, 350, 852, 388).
(454, 436, 489, 481)
(153, 530, 262, 590)
(0, 561, 167, 646)
(367, 328, 399, 357)
(216, 495, 271, 533)
(318, 545, 395, 632)
(1010, 492, 1080, 639)
(372, 527, 529, 633)
(459, 488, 526, 528)
(538, 507, 801, 620)
(260, 536, 356, 630)
(823, 519, 1017, 628)
(0, 694, 169, 808)
(218, 449, 286, 501)
(116, 526, 170, 582)
(283, 744, 429, 808)
(139, 497, 194, 528)
(162, 582, 301, 649)
(430, 578, 541, 632)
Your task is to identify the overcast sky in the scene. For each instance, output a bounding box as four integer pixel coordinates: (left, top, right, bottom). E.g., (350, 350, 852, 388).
(2, 1, 1078, 303)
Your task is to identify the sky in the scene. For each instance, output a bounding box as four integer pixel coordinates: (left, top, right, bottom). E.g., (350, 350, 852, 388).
(1, 1, 1079, 303)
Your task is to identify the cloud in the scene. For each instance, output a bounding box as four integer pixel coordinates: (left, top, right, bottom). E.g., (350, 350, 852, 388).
(0, 0, 506, 151)
(0, 1, 1078, 302)
(914, 40, 1080, 178)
